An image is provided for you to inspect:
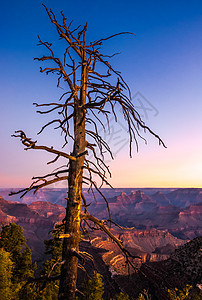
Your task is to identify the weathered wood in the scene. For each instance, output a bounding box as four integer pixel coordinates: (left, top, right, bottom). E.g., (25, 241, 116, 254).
(59, 54, 88, 299)
(11, 5, 165, 300)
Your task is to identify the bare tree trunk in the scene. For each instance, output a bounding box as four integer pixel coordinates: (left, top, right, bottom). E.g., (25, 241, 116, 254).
(11, 9, 166, 298)
(58, 59, 87, 300)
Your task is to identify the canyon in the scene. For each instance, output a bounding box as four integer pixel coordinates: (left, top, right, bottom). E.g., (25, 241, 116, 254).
(0, 187, 201, 269)
(0, 188, 201, 298)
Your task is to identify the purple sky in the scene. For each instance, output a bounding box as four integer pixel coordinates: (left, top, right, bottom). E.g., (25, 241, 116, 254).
(1, 0, 202, 188)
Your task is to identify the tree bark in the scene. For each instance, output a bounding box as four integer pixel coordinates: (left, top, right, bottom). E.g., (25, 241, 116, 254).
(58, 56, 87, 300)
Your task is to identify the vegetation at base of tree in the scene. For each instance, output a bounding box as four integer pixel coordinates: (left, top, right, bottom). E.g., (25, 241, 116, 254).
(168, 285, 192, 300)
(81, 273, 104, 300)
(0, 223, 36, 299)
(110, 292, 130, 300)
(0, 223, 36, 279)
(35, 224, 64, 299)
(168, 285, 202, 300)
(0, 248, 13, 300)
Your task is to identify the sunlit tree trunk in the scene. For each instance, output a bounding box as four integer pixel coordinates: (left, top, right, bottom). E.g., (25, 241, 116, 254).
(59, 57, 87, 300)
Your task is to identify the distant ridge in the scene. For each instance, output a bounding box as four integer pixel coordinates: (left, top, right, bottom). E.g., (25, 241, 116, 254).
(1, 187, 202, 207)
(1, 188, 202, 240)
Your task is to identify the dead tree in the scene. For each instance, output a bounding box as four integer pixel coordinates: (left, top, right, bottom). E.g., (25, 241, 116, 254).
(11, 5, 166, 300)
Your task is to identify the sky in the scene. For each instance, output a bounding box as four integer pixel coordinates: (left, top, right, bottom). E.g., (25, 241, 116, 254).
(0, 0, 202, 188)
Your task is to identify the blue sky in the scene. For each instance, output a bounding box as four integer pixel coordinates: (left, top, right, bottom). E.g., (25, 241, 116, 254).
(1, 0, 202, 187)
